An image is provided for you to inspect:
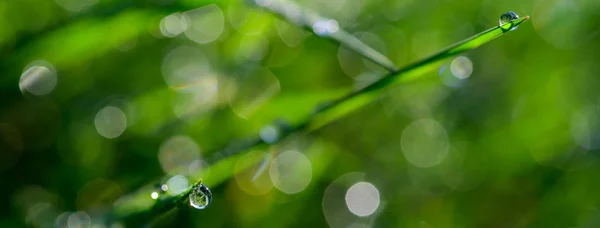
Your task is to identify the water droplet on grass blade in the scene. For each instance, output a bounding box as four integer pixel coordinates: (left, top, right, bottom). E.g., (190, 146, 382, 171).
(498, 11, 520, 31)
(189, 183, 212, 210)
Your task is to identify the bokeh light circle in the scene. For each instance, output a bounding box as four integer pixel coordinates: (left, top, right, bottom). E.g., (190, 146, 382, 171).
(160, 13, 188, 37)
(183, 4, 225, 44)
(274, 19, 309, 47)
(67, 211, 91, 228)
(345, 182, 380, 217)
(570, 106, 600, 150)
(161, 45, 211, 90)
(401, 119, 449, 167)
(450, 56, 473, 79)
(269, 150, 312, 194)
(439, 65, 465, 88)
(26, 203, 58, 228)
(167, 175, 189, 194)
(94, 106, 127, 139)
(171, 75, 218, 119)
(322, 172, 367, 228)
(158, 135, 201, 174)
(20, 60, 57, 96)
(151, 192, 159, 200)
(188, 159, 210, 177)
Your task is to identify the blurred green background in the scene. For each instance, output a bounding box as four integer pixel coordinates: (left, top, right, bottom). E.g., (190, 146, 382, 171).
(2, 0, 600, 227)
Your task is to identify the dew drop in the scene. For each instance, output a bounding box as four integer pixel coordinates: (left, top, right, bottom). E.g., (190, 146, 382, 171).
(189, 183, 212, 210)
(312, 19, 339, 37)
(498, 11, 519, 31)
(260, 119, 293, 144)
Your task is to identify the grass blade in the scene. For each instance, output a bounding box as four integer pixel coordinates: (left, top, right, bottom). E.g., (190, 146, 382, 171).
(306, 16, 530, 130)
(109, 13, 529, 223)
(252, 0, 399, 72)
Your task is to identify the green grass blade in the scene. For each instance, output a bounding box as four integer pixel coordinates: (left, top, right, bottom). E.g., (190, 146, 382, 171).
(252, 0, 399, 72)
(108, 14, 529, 223)
(306, 16, 530, 131)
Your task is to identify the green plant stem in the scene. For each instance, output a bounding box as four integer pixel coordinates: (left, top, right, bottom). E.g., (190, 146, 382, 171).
(250, 0, 399, 72)
(109, 7, 529, 224)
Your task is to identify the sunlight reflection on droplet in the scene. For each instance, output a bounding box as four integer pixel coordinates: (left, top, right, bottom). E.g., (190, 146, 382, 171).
(167, 175, 189, 194)
(94, 106, 127, 139)
(160, 13, 188, 37)
(158, 135, 201, 174)
(184, 4, 225, 44)
(450, 56, 473, 79)
(67, 211, 91, 228)
(313, 19, 339, 36)
(20, 60, 57, 96)
(150, 192, 159, 200)
(55, 0, 98, 12)
(401, 119, 449, 167)
(269, 150, 312, 194)
(345, 182, 380, 217)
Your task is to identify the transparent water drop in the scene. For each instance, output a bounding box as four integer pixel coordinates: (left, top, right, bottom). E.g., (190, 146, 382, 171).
(189, 183, 212, 210)
(259, 125, 279, 144)
(498, 11, 519, 31)
(259, 119, 293, 144)
(312, 19, 339, 37)
(153, 183, 169, 194)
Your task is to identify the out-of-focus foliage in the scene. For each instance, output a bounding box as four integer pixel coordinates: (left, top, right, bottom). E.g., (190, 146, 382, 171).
(1, 0, 600, 227)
